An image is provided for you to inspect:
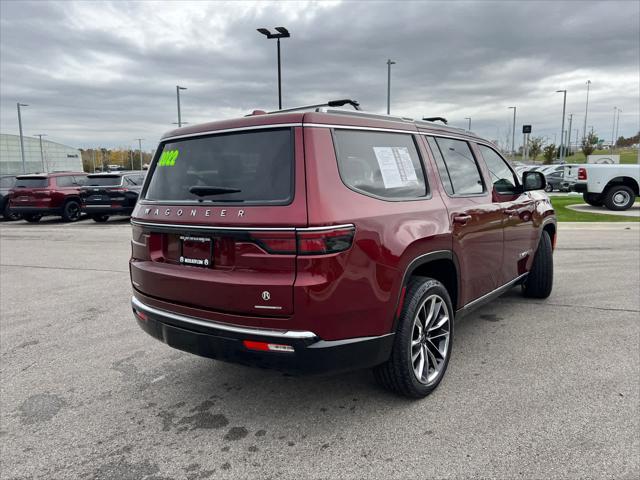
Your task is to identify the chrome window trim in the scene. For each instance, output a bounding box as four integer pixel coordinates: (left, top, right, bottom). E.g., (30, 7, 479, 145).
(132, 296, 317, 339)
(130, 219, 355, 233)
(161, 123, 303, 142)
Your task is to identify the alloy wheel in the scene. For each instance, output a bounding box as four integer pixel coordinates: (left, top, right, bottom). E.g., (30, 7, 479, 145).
(410, 294, 451, 385)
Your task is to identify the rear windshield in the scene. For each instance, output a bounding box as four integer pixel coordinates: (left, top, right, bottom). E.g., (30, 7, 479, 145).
(15, 178, 48, 188)
(144, 128, 294, 204)
(85, 176, 122, 186)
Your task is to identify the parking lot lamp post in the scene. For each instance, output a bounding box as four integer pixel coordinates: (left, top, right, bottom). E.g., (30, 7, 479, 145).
(556, 90, 567, 163)
(17, 103, 28, 173)
(614, 108, 622, 151)
(34, 134, 47, 172)
(464, 117, 471, 130)
(567, 114, 573, 155)
(257, 27, 290, 110)
(610, 107, 618, 150)
(386, 59, 396, 115)
(176, 86, 187, 127)
(508, 106, 516, 158)
(583, 80, 591, 142)
(136, 138, 144, 170)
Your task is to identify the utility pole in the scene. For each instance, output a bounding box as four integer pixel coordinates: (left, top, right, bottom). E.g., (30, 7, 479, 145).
(556, 90, 567, 163)
(464, 117, 471, 130)
(92, 150, 96, 173)
(34, 134, 47, 172)
(17, 102, 28, 173)
(386, 59, 396, 115)
(508, 106, 516, 158)
(136, 139, 144, 170)
(583, 80, 591, 142)
(129, 148, 134, 170)
(176, 85, 187, 127)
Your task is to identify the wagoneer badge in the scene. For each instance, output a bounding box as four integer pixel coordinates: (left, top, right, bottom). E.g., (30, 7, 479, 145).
(143, 207, 245, 217)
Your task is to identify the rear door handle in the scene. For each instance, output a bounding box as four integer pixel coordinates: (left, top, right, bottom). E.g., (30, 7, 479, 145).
(453, 214, 472, 225)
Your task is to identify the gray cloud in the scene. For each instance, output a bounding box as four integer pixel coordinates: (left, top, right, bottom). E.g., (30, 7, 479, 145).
(1, 0, 638, 151)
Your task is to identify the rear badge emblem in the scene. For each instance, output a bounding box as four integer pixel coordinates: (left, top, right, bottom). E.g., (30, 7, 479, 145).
(261, 291, 271, 301)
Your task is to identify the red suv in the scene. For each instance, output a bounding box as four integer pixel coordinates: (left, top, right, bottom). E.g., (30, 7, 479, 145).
(130, 100, 555, 398)
(8, 172, 87, 222)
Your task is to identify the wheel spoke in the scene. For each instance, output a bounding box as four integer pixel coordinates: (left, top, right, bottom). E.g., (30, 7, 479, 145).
(411, 344, 421, 361)
(426, 339, 445, 361)
(415, 349, 425, 379)
(428, 332, 449, 340)
(428, 315, 449, 332)
(426, 344, 439, 371)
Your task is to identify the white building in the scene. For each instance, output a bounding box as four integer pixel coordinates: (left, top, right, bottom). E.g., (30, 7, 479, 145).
(0, 133, 83, 175)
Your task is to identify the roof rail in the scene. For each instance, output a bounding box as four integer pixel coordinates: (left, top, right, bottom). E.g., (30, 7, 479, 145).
(268, 99, 361, 114)
(422, 116, 448, 125)
(319, 108, 415, 124)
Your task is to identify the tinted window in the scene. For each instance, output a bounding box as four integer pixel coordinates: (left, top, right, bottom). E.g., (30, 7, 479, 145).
(74, 176, 87, 186)
(0, 177, 15, 188)
(426, 137, 453, 195)
(125, 174, 144, 186)
(56, 176, 75, 187)
(432, 138, 484, 195)
(145, 128, 293, 204)
(86, 176, 122, 186)
(477, 145, 519, 194)
(334, 130, 427, 199)
(15, 177, 48, 188)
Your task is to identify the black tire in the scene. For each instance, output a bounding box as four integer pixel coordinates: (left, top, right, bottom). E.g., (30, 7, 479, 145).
(545, 184, 553, 192)
(23, 213, 42, 223)
(373, 277, 454, 399)
(583, 192, 604, 207)
(2, 203, 21, 221)
(61, 200, 81, 222)
(603, 185, 635, 211)
(522, 230, 553, 299)
(91, 214, 110, 223)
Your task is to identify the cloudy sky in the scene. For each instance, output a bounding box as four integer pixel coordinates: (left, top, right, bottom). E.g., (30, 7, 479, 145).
(1, 0, 638, 152)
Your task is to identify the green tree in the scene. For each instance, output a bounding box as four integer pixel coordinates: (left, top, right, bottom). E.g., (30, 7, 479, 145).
(528, 137, 544, 163)
(581, 132, 597, 158)
(542, 144, 556, 164)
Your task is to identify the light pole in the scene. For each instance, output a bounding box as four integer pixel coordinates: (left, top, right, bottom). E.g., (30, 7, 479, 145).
(386, 59, 396, 115)
(614, 108, 622, 150)
(176, 85, 187, 127)
(34, 134, 47, 172)
(508, 106, 516, 158)
(136, 138, 144, 170)
(464, 117, 471, 130)
(567, 114, 573, 156)
(17, 102, 28, 173)
(610, 107, 617, 150)
(583, 80, 591, 142)
(556, 90, 567, 163)
(257, 27, 290, 110)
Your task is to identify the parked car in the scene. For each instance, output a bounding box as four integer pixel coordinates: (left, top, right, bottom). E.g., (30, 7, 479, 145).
(129, 100, 555, 398)
(0, 175, 20, 220)
(544, 169, 571, 192)
(566, 164, 639, 210)
(80, 171, 146, 222)
(8, 172, 87, 222)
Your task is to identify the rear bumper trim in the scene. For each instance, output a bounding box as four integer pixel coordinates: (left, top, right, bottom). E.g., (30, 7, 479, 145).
(131, 296, 316, 339)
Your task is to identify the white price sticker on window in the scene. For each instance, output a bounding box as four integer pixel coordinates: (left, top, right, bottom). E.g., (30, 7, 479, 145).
(372, 146, 418, 188)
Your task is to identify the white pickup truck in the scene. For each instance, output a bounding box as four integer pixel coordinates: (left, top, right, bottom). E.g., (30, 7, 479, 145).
(566, 164, 639, 211)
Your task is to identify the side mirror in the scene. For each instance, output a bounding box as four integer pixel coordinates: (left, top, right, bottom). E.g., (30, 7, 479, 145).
(523, 171, 546, 191)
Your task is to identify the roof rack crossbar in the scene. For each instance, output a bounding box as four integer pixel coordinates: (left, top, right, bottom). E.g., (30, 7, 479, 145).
(268, 99, 361, 114)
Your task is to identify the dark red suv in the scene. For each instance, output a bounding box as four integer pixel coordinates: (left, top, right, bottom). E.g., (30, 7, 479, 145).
(130, 101, 555, 398)
(8, 172, 87, 222)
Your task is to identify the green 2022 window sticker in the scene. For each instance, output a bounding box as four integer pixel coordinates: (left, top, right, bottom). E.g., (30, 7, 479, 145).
(159, 149, 179, 166)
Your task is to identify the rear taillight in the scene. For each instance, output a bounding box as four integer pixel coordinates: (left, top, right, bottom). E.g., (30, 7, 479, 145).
(243, 340, 294, 353)
(296, 226, 355, 255)
(248, 225, 355, 255)
(578, 167, 587, 180)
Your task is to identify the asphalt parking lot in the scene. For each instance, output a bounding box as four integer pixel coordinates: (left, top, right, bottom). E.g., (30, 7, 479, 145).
(1, 218, 639, 480)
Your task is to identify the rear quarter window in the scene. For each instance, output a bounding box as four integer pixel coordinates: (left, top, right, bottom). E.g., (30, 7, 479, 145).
(14, 178, 49, 188)
(144, 128, 294, 204)
(333, 130, 427, 200)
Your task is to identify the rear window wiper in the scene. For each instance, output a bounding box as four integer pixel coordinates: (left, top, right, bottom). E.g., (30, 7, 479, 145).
(189, 186, 242, 197)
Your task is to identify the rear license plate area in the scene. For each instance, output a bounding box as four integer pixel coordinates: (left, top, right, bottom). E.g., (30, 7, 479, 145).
(179, 235, 213, 268)
(88, 195, 108, 202)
